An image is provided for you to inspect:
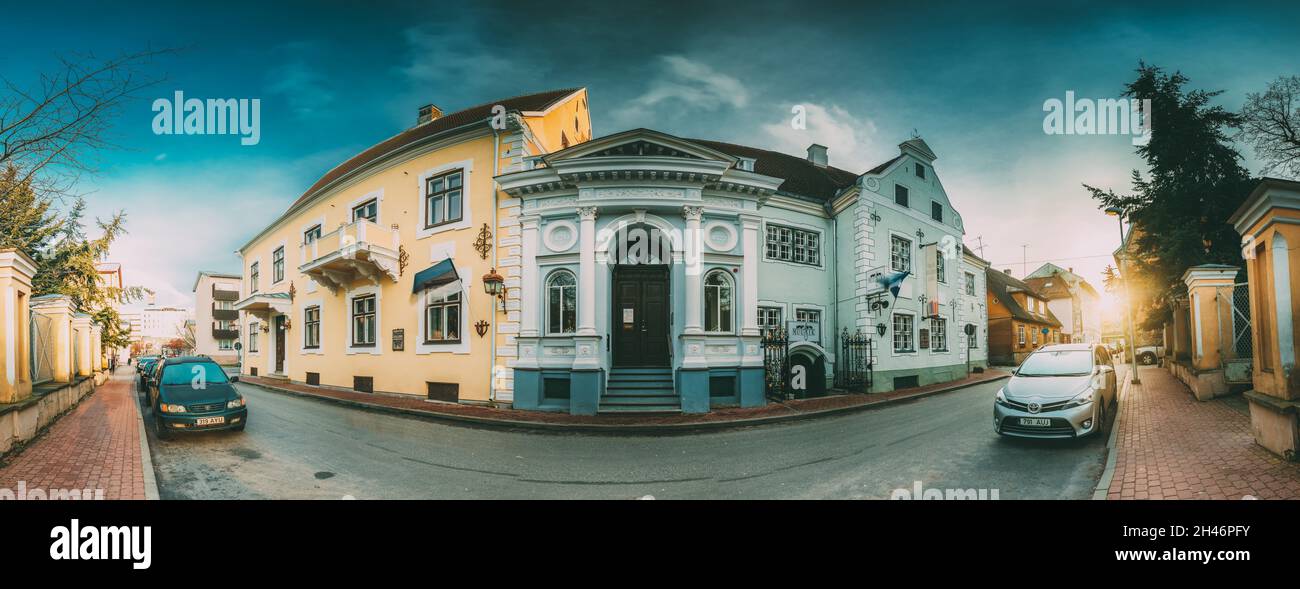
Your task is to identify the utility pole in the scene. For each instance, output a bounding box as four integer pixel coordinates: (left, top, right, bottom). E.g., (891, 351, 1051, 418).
(973, 235, 987, 259)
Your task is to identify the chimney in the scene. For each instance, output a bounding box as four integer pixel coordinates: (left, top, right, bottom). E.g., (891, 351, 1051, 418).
(1003, 269, 1013, 274)
(417, 104, 443, 126)
(806, 144, 828, 167)
(1068, 267, 1074, 273)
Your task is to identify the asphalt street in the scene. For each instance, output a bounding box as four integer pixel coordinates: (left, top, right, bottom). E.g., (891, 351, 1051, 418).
(141, 373, 1111, 499)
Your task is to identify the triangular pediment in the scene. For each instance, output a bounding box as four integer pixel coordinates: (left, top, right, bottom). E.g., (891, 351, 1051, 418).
(544, 128, 738, 164)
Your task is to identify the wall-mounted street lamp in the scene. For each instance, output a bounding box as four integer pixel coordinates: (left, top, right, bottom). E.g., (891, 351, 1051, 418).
(481, 268, 507, 313)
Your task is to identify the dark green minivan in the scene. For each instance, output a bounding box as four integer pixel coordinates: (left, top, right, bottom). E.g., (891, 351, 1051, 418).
(147, 356, 248, 439)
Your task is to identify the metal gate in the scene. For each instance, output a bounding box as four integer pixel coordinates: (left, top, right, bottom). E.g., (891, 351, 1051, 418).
(834, 328, 873, 391)
(1214, 283, 1253, 384)
(30, 309, 54, 385)
(761, 326, 791, 401)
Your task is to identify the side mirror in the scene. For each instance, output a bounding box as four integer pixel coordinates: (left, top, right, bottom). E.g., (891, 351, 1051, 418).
(230, 375, 240, 383)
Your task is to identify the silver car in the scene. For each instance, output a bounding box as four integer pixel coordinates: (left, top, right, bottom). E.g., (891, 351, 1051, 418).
(994, 343, 1119, 439)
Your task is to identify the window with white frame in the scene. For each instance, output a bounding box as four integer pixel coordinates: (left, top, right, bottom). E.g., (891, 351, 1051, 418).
(424, 291, 461, 343)
(758, 306, 782, 332)
(218, 339, 234, 350)
(249, 262, 259, 293)
(424, 169, 464, 228)
(1018, 325, 1026, 346)
(795, 308, 821, 344)
(704, 270, 734, 333)
(935, 249, 946, 283)
(1031, 327, 1038, 345)
(272, 246, 285, 283)
(546, 270, 577, 334)
(248, 322, 259, 352)
(931, 317, 948, 351)
(893, 313, 915, 352)
(352, 294, 376, 346)
(304, 224, 322, 245)
(765, 224, 820, 266)
(303, 306, 320, 349)
(964, 272, 976, 296)
(352, 198, 377, 223)
(891, 235, 912, 273)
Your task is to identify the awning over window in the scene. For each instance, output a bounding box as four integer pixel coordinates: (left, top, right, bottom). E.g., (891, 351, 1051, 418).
(411, 258, 459, 294)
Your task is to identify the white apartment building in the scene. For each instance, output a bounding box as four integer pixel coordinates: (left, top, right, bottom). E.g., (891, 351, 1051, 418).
(193, 271, 242, 364)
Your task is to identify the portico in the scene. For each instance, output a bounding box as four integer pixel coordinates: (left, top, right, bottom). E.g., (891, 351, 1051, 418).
(502, 129, 778, 414)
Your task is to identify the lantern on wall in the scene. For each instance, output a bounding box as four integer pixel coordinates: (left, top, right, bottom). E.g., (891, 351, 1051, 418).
(481, 268, 507, 312)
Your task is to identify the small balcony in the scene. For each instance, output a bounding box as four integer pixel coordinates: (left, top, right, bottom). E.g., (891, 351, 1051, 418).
(212, 322, 239, 340)
(299, 220, 402, 294)
(212, 286, 240, 302)
(212, 304, 239, 321)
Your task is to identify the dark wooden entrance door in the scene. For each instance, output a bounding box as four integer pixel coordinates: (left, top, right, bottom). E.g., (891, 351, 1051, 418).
(274, 315, 286, 373)
(613, 265, 670, 367)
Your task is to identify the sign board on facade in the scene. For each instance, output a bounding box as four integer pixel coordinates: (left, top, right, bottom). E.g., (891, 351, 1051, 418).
(787, 320, 820, 344)
(392, 328, 404, 351)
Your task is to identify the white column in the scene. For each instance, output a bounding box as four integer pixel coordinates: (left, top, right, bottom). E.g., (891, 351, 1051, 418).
(683, 206, 704, 335)
(577, 206, 598, 336)
(740, 214, 761, 336)
(519, 215, 541, 338)
(1272, 232, 1294, 379)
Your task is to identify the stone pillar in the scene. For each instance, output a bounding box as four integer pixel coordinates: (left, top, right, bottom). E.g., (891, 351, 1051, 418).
(682, 206, 704, 335)
(90, 324, 102, 373)
(72, 314, 93, 378)
(0, 248, 37, 403)
(1181, 265, 1238, 400)
(570, 206, 602, 415)
(738, 214, 765, 407)
(512, 215, 543, 410)
(678, 206, 709, 412)
(30, 294, 74, 383)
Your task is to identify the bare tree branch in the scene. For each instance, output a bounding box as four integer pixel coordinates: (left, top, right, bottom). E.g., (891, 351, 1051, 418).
(1241, 75, 1300, 178)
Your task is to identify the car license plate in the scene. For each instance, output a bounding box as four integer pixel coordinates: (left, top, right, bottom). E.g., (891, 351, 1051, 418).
(1018, 417, 1051, 427)
(195, 416, 225, 426)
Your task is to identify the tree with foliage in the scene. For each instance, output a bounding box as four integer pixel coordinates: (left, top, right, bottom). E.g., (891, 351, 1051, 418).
(1086, 63, 1255, 330)
(1240, 74, 1300, 179)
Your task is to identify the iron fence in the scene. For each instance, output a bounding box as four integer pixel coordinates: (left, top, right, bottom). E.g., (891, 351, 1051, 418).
(1214, 282, 1253, 384)
(761, 326, 791, 401)
(834, 328, 873, 391)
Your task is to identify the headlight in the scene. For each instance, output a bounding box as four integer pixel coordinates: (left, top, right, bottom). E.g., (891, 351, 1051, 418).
(160, 403, 187, 413)
(227, 397, 245, 409)
(1065, 389, 1094, 408)
(995, 388, 1008, 405)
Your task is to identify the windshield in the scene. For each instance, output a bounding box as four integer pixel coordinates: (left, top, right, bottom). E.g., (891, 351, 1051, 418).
(1017, 350, 1094, 377)
(160, 362, 231, 386)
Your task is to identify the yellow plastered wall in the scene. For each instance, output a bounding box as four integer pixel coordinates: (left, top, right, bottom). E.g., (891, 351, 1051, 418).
(240, 135, 502, 401)
(1243, 209, 1300, 400)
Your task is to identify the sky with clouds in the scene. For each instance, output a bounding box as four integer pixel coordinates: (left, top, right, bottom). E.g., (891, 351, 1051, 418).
(5, 0, 1299, 307)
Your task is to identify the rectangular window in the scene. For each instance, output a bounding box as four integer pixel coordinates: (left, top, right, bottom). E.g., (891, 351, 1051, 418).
(424, 291, 461, 343)
(215, 300, 233, 311)
(795, 308, 821, 344)
(424, 170, 464, 228)
(249, 262, 259, 293)
(352, 294, 376, 346)
(272, 247, 285, 283)
(935, 250, 946, 283)
(1017, 325, 1026, 346)
(353, 198, 378, 223)
(931, 202, 943, 222)
(218, 340, 234, 351)
(931, 318, 947, 351)
(248, 322, 259, 353)
(304, 224, 322, 244)
(304, 306, 320, 349)
(895, 184, 909, 207)
(964, 272, 976, 296)
(757, 306, 782, 332)
(1031, 328, 1039, 345)
(892, 313, 914, 352)
(915, 163, 926, 179)
(890, 234, 912, 273)
(764, 224, 820, 266)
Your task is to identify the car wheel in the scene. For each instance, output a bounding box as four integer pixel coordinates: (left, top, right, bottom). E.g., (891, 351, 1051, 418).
(154, 417, 171, 440)
(1095, 402, 1109, 437)
(1139, 352, 1156, 365)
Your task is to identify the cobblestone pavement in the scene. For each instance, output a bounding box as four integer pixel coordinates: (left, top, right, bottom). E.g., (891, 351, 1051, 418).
(1108, 365, 1300, 500)
(0, 369, 146, 500)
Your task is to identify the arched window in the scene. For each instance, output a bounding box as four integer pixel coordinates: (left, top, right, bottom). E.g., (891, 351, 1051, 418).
(704, 270, 733, 333)
(547, 270, 577, 334)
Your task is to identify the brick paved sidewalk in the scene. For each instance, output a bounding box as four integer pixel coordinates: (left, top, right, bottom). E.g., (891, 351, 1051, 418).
(1107, 365, 1300, 500)
(243, 368, 1010, 430)
(0, 369, 149, 500)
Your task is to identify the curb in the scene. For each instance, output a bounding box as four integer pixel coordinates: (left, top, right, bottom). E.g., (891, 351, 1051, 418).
(239, 373, 1010, 436)
(129, 372, 160, 501)
(1092, 367, 1135, 500)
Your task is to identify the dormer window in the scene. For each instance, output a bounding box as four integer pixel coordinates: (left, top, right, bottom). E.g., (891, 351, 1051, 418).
(737, 157, 756, 172)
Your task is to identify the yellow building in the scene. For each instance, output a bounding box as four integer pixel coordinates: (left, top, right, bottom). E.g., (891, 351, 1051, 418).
(235, 89, 591, 404)
(1229, 177, 1300, 459)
